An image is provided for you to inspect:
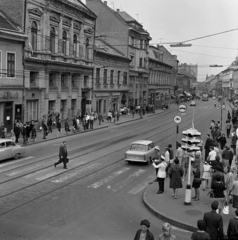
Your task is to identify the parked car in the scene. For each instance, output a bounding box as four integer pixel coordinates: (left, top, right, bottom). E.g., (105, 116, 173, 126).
(125, 140, 157, 164)
(190, 100, 196, 106)
(0, 139, 25, 161)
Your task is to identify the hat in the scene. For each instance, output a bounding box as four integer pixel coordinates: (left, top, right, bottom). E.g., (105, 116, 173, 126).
(155, 146, 160, 151)
(211, 201, 219, 210)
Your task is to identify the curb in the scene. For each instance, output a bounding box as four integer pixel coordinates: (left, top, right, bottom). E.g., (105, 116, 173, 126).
(142, 184, 197, 232)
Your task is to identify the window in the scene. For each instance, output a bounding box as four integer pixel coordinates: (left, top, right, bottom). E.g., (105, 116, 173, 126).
(130, 55, 134, 66)
(103, 69, 107, 85)
(0, 51, 1, 78)
(49, 73, 55, 87)
(117, 71, 120, 85)
(30, 72, 37, 86)
(140, 40, 143, 49)
(123, 72, 127, 85)
(7, 53, 15, 77)
(50, 27, 55, 54)
(73, 34, 77, 57)
(62, 31, 67, 56)
(84, 76, 88, 88)
(26, 100, 38, 121)
(85, 38, 90, 60)
(72, 76, 77, 88)
(96, 68, 100, 84)
(139, 58, 143, 67)
(31, 21, 37, 52)
(61, 74, 67, 87)
(110, 70, 114, 85)
(130, 36, 135, 46)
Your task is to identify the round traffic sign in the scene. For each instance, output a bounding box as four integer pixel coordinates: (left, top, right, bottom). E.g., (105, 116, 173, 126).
(179, 104, 187, 113)
(174, 115, 182, 124)
(222, 105, 225, 109)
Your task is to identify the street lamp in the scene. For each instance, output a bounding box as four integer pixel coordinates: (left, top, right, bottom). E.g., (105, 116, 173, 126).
(209, 65, 223, 67)
(170, 42, 192, 47)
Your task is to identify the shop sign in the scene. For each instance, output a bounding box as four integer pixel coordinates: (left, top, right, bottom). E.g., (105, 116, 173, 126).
(112, 92, 120, 96)
(0, 91, 19, 99)
(95, 93, 110, 97)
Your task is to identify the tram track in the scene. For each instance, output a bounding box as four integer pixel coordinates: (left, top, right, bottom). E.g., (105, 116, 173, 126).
(0, 102, 214, 216)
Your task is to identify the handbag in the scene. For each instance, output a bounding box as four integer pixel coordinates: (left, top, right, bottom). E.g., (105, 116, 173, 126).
(193, 178, 202, 184)
(66, 158, 69, 163)
(222, 205, 229, 214)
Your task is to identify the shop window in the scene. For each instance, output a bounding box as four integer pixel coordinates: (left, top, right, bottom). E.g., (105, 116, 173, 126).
(103, 69, 107, 85)
(26, 100, 38, 121)
(7, 52, 15, 78)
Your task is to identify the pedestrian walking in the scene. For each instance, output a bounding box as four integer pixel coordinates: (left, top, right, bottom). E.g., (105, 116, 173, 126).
(153, 146, 161, 177)
(222, 146, 231, 168)
(65, 118, 70, 135)
(192, 164, 202, 201)
(47, 116, 53, 133)
(181, 152, 189, 181)
(98, 113, 103, 125)
(207, 146, 217, 168)
(231, 132, 237, 155)
(191, 220, 211, 240)
(1, 123, 6, 138)
(152, 155, 167, 194)
(229, 177, 238, 209)
(168, 158, 183, 199)
(54, 141, 68, 169)
(14, 122, 20, 143)
(22, 124, 27, 144)
(204, 134, 214, 161)
(217, 133, 227, 150)
(203, 201, 224, 240)
(31, 125, 37, 142)
(158, 223, 176, 240)
(175, 143, 183, 166)
(134, 219, 154, 240)
(228, 110, 231, 121)
(56, 119, 61, 137)
(194, 149, 202, 170)
(202, 161, 212, 191)
(226, 120, 232, 138)
(42, 120, 48, 139)
(227, 209, 238, 240)
(89, 113, 94, 129)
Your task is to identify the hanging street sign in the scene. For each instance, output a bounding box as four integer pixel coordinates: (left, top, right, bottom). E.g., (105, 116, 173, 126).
(174, 115, 182, 124)
(178, 104, 187, 113)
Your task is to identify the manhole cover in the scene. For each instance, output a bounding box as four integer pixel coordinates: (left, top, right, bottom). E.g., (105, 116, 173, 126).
(185, 209, 202, 216)
(48, 219, 66, 227)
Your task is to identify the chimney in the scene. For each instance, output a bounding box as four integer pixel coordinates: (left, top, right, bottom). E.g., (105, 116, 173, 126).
(104, 1, 107, 5)
(117, 9, 120, 12)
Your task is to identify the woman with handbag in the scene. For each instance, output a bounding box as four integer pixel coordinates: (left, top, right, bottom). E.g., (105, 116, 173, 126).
(202, 161, 212, 191)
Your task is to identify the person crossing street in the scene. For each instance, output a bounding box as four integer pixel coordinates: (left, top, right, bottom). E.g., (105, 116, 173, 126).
(54, 141, 68, 169)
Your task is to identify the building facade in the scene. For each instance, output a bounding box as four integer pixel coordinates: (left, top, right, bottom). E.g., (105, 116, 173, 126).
(86, 0, 151, 107)
(93, 39, 131, 114)
(1, 0, 96, 126)
(0, 11, 27, 131)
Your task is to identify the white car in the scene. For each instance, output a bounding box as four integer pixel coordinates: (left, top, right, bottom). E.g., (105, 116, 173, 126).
(190, 100, 196, 106)
(125, 140, 157, 164)
(0, 139, 25, 161)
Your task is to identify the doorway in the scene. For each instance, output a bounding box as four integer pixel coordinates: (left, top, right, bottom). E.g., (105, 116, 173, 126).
(4, 102, 13, 132)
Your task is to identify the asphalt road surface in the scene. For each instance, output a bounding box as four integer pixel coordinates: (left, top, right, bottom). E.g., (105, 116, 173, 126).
(0, 99, 226, 240)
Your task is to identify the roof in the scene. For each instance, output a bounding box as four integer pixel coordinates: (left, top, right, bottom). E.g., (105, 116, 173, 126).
(0, 11, 22, 32)
(117, 11, 137, 23)
(131, 140, 153, 145)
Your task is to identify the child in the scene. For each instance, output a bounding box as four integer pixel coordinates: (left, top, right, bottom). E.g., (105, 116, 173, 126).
(158, 223, 176, 240)
(202, 161, 212, 191)
(31, 125, 37, 142)
(10, 128, 16, 143)
(192, 164, 202, 201)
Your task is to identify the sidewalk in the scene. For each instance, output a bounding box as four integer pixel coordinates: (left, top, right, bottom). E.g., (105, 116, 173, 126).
(143, 178, 236, 233)
(13, 106, 177, 146)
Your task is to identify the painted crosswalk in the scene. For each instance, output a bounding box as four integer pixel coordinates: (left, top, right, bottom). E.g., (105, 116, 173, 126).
(0, 156, 34, 168)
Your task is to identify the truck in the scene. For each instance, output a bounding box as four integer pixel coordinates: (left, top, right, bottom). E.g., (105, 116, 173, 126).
(202, 93, 208, 101)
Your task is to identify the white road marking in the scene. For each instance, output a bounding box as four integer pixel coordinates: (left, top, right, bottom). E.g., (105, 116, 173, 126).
(51, 163, 101, 183)
(128, 174, 155, 195)
(87, 167, 130, 189)
(7, 162, 42, 176)
(0, 156, 34, 168)
(110, 169, 146, 192)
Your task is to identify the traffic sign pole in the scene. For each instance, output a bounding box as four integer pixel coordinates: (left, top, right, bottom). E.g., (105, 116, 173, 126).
(176, 124, 179, 149)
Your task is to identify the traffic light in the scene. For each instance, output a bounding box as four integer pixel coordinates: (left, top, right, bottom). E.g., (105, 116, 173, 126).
(181, 128, 201, 153)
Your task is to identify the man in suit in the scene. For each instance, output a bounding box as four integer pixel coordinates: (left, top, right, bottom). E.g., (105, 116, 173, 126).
(203, 200, 224, 240)
(54, 141, 68, 169)
(204, 134, 214, 161)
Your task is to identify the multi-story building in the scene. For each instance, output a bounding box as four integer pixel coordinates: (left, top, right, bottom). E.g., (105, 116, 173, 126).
(93, 38, 131, 114)
(0, 10, 27, 131)
(86, 0, 151, 107)
(1, 0, 96, 126)
(148, 45, 175, 108)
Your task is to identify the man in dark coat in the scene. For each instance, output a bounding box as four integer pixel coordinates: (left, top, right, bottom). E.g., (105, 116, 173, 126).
(227, 209, 238, 239)
(14, 123, 21, 143)
(54, 141, 68, 169)
(203, 200, 224, 240)
(204, 134, 214, 161)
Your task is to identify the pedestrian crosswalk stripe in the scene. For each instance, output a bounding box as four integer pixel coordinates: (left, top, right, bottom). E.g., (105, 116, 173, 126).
(0, 156, 34, 168)
(7, 162, 42, 177)
(128, 174, 155, 195)
(51, 163, 101, 183)
(87, 167, 130, 189)
(110, 169, 146, 192)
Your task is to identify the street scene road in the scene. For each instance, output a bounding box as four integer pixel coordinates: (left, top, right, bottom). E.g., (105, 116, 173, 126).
(0, 99, 227, 240)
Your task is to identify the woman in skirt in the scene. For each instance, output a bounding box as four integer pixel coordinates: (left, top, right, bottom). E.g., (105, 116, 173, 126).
(202, 161, 212, 191)
(227, 166, 237, 204)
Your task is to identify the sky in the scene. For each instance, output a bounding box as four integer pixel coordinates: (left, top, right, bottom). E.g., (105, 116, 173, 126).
(82, 0, 238, 82)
